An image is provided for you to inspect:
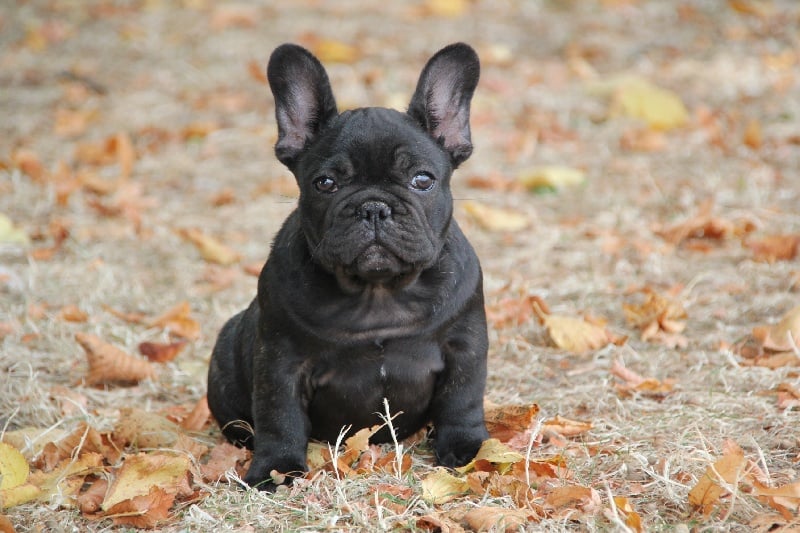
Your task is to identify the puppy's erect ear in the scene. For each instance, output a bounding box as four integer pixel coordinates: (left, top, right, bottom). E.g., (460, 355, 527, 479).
(407, 43, 480, 168)
(267, 44, 338, 169)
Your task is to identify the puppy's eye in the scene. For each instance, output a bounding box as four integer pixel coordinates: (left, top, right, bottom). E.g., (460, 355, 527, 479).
(410, 173, 435, 191)
(313, 176, 338, 193)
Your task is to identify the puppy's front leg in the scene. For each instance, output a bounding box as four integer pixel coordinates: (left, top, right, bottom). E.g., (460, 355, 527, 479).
(244, 344, 310, 490)
(431, 296, 490, 468)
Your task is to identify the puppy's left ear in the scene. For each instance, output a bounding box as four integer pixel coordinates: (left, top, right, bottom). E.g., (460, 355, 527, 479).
(408, 43, 480, 168)
(267, 44, 338, 169)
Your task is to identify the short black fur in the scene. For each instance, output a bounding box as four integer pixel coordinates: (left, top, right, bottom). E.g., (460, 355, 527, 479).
(207, 42, 489, 490)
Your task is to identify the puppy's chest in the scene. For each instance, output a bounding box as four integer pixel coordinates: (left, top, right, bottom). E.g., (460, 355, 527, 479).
(308, 339, 444, 415)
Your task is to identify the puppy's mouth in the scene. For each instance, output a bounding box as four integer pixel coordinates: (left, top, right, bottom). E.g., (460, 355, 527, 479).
(335, 244, 420, 293)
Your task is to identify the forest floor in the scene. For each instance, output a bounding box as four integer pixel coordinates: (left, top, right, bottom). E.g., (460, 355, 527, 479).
(2, 0, 800, 531)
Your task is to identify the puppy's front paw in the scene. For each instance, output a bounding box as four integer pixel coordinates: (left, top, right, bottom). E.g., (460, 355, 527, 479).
(243, 456, 307, 492)
(434, 426, 488, 468)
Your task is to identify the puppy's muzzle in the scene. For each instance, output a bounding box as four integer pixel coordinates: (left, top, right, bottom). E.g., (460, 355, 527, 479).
(356, 200, 392, 225)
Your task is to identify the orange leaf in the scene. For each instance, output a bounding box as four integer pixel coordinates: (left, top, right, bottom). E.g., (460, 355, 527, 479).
(754, 481, 800, 517)
(541, 415, 592, 438)
(612, 496, 643, 532)
(58, 304, 88, 323)
(545, 485, 602, 514)
(104, 487, 175, 528)
(533, 302, 612, 354)
(180, 396, 211, 431)
(745, 234, 800, 262)
(688, 440, 747, 515)
(484, 403, 540, 442)
(138, 340, 186, 363)
(11, 149, 46, 182)
(752, 305, 800, 352)
(200, 442, 250, 482)
(77, 478, 108, 514)
(75, 332, 156, 386)
(148, 301, 201, 340)
(463, 506, 534, 531)
(310, 39, 360, 64)
(177, 228, 241, 266)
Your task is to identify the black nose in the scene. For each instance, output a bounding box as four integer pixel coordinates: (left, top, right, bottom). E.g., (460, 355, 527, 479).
(357, 201, 392, 222)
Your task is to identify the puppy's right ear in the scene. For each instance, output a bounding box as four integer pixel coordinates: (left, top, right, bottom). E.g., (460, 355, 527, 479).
(267, 44, 338, 169)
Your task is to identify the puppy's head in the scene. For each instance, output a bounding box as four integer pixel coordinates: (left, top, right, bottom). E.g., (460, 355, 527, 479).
(267, 43, 479, 293)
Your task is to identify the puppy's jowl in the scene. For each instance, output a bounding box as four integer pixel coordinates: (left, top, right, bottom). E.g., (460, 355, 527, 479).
(207, 43, 489, 490)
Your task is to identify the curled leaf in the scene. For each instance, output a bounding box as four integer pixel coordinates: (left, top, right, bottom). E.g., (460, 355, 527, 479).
(75, 333, 156, 386)
(463, 201, 530, 232)
(177, 228, 241, 266)
(752, 305, 800, 352)
(421, 468, 469, 504)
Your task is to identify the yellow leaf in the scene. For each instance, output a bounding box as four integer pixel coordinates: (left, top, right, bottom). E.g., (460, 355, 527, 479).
(0, 443, 29, 490)
(610, 78, 688, 130)
(421, 468, 469, 504)
(311, 39, 359, 64)
(177, 228, 241, 265)
(533, 302, 610, 353)
(462, 201, 530, 232)
(517, 166, 586, 192)
(688, 440, 747, 515)
(752, 305, 800, 352)
(102, 453, 190, 511)
(425, 0, 468, 17)
(457, 438, 523, 473)
(1, 483, 41, 509)
(0, 215, 29, 245)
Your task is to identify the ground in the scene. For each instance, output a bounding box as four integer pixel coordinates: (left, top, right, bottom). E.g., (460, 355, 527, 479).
(1, 0, 799, 531)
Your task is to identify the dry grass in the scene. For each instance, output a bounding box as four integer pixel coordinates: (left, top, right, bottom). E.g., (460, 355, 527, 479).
(2, 0, 800, 531)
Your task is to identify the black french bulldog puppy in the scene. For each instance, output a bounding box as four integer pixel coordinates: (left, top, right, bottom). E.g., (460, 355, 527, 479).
(207, 42, 489, 490)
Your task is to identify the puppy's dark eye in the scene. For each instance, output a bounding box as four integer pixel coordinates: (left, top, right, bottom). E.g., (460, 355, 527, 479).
(313, 176, 338, 193)
(410, 173, 435, 191)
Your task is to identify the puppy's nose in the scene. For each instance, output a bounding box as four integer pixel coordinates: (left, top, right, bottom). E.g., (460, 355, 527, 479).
(357, 201, 392, 222)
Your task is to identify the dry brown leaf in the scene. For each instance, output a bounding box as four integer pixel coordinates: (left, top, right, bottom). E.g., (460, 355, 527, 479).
(28, 452, 104, 505)
(610, 359, 675, 398)
(200, 442, 250, 482)
(0, 514, 15, 533)
(655, 200, 741, 245)
(113, 408, 180, 449)
(138, 340, 186, 363)
(104, 487, 175, 528)
(177, 227, 241, 266)
(58, 304, 88, 323)
(533, 302, 613, 353)
(148, 301, 201, 340)
(11, 149, 46, 182)
(38, 422, 119, 469)
(102, 453, 190, 511)
(544, 485, 602, 515)
(743, 119, 763, 149)
(486, 294, 549, 329)
(180, 396, 211, 431)
(746, 234, 800, 262)
(416, 513, 466, 533)
(75, 332, 156, 386)
(484, 403, 540, 443)
(752, 305, 800, 353)
(611, 496, 643, 532)
(77, 477, 108, 514)
(622, 287, 687, 344)
(688, 440, 747, 515)
(541, 415, 593, 438)
(421, 468, 469, 504)
(463, 200, 530, 232)
(463, 506, 534, 531)
(754, 481, 800, 518)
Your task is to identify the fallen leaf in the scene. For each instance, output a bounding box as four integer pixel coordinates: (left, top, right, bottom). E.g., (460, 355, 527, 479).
(210, 3, 258, 30)
(610, 77, 688, 130)
(517, 166, 586, 192)
(463, 506, 534, 531)
(486, 294, 549, 329)
(114, 408, 180, 449)
(416, 513, 466, 533)
(533, 302, 613, 354)
(75, 332, 156, 385)
(745, 234, 800, 262)
(138, 340, 186, 363)
(458, 439, 524, 474)
(177, 228, 241, 266)
(462, 201, 530, 232)
(610, 359, 675, 398)
(421, 468, 469, 504)
(688, 440, 747, 515)
(180, 396, 211, 431)
(655, 199, 744, 246)
(104, 487, 175, 528)
(743, 119, 763, 149)
(28, 452, 104, 505)
(0, 443, 29, 491)
(754, 480, 800, 517)
(423, 0, 468, 17)
(541, 415, 593, 438)
(11, 149, 46, 182)
(200, 442, 250, 482)
(0, 514, 15, 533)
(545, 485, 602, 514)
(310, 39, 360, 64)
(77, 477, 108, 514)
(752, 305, 800, 353)
(0, 215, 29, 245)
(484, 403, 540, 443)
(58, 304, 88, 323)
(102, 453, 190, 511)
(610, 496, 643, 532)
(148, 301, 201, 340)
(622, 287, 687, 344)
